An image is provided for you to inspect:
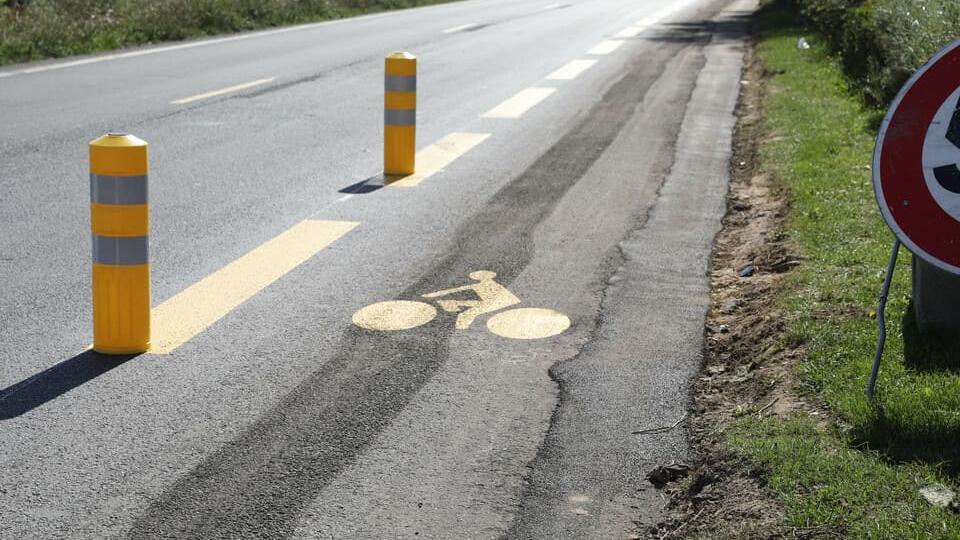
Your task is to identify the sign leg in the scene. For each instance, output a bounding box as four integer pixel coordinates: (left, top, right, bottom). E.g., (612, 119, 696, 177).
(867, 239, 901, 401)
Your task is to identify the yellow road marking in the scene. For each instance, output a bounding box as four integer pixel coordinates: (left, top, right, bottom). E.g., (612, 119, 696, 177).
(353, 301, 437, 331)
(481, 87, 556, 119)
(546, 59, 597, 80)
(388, 132, 490, 187)
(486, 308, 570, 340)
(150, 219, 358, 353)
(171, 78, 275, 105)
(614, 26, 642, 38)
(587, 40, 624, 55)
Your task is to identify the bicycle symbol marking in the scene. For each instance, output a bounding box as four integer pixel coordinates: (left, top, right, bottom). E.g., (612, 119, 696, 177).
(352, 271, 571, 340)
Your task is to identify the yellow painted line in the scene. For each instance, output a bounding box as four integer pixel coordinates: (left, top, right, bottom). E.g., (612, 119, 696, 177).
(614, 26, 643, 38)
(546, 59, 597, 81)
(481, 87, 556, 119)
(171, 78, 275, 105)
(149, 220, 358, 353)
(389, 132, 490, 187)
(587, 40, 624, 55)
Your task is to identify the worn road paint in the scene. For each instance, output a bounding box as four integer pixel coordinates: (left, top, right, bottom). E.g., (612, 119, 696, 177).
(442, 23, 479, 33)
(352, 271, 570, 340)
(486, 308, 570, 339)
(481, 87, 556, 119)
(150, 220, 358, 353)
(546, 59, 598, 81)
(171, 78, 275, 105)
(587, 40, 624, 55)
(352, 301, 437, 331)
(388, 132, 490, 187)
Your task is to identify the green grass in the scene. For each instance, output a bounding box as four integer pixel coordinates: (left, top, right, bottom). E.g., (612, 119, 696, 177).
(797, 0, 960, 106)
(0, 0, 460, 66)
(722, 1, 960, 537)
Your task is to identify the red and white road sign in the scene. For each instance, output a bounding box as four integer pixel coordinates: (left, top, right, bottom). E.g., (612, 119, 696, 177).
(874, 38, 960, 275)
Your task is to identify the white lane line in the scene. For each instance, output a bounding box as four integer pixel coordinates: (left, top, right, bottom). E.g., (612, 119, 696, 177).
(587, 40, 624, 55)
(337, 194, 354, 202)
(0, 9, 417, 79)
(546, 59, 597, 81)
(542, 3, 564, 10)
(481, 87, 556, 119)
(614, 26, 643, 38)
(171, 78, 274, 105)
(442, 23, 480, 33)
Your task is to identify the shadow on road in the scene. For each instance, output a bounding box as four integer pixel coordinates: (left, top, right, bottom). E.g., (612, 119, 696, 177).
(338, 175, 384, 194)
(638, 12, 755, 45)
(0, 351, 138, 420)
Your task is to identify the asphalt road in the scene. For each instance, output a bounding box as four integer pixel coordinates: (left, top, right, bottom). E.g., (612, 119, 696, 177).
(0, 0, 753, 537)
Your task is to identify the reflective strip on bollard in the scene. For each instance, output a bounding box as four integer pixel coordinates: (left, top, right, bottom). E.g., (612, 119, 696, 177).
(90, 173, 149, 205)
(385, 75, 417, 92)
(92, 234, 149, 266)
(385, 109, 416, 126)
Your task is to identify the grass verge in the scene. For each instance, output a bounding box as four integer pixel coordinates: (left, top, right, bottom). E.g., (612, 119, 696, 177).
(651, 0, 960, 538)
(0, 0, 460, 67)
(728, 0, 960, 536)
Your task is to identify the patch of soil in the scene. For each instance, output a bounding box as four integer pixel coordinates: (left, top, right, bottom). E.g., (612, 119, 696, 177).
(642, 39, 826, 539)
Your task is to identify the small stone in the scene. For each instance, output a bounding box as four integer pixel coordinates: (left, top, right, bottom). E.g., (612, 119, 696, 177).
(719, 324, 730, 334)
(920, 484, 956, 508)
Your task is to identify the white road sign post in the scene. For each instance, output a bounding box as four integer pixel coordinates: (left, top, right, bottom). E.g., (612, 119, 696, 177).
(868, 38, 960, 398)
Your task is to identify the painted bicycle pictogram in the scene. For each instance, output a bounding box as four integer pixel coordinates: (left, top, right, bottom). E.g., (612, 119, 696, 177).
(351, 271, 571, 340)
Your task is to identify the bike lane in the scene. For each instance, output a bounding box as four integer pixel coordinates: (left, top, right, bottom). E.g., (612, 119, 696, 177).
(124, 16, 715, 538)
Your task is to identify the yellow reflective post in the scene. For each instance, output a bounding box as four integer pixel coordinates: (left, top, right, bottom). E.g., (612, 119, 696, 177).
(89, 133, 150, 354)
(384, 51, 417, 176)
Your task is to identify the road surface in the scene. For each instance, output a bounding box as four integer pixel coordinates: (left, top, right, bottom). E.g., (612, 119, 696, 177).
(0, 0, 752, 537)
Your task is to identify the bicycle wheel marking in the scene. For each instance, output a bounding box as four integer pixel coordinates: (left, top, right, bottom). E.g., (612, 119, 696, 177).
(352, 271, 571, 340)
(352, 301, 437, 331)
(486, 308, 571, 340)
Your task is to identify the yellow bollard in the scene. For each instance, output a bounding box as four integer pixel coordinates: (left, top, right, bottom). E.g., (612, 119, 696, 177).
(384, 51, 417, 176)
(89, 133, 150, 354)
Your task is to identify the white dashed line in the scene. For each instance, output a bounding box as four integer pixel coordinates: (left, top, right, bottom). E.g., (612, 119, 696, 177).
(546, 59, 597, 80)
(481, 88, 557, 119)
(442, 23, 480, 33)
(587, 40, 624, 55)
(171, 78, 274, 105)
(614, 26, 643, 38)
